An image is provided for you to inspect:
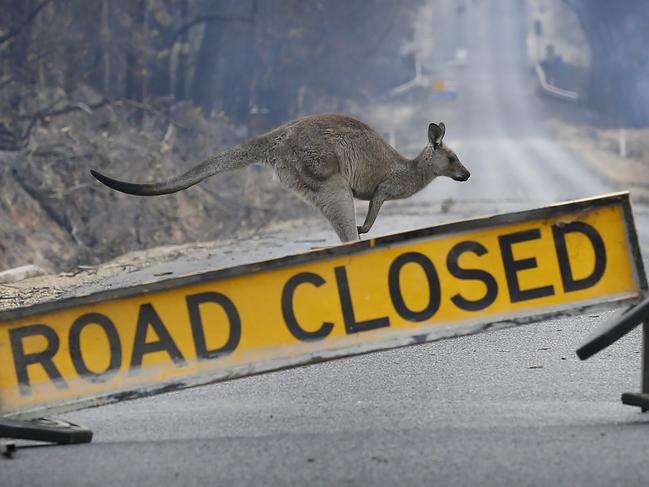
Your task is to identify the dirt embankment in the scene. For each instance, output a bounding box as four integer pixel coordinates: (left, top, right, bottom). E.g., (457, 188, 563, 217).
(0, 101, 316, 274)
(547, 119, 649, 202)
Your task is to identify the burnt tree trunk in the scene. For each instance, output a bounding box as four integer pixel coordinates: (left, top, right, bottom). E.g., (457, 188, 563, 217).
(191, 12, 225, 115)
(125, 0, 147, 123)
(218, 0, 257, 124)
(174, 0, 189, 100)
(7, 0, 34, 112)
(125, 0, 147, 101)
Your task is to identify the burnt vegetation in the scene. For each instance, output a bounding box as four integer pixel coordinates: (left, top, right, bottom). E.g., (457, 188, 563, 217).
(2, 0, 646, 272)
(0, 0, 421, 271)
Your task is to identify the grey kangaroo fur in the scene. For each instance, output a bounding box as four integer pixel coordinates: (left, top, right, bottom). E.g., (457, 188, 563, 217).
(91, 114, 470, 242)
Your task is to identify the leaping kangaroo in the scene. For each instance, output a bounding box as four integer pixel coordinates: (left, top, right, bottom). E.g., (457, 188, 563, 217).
(91, 114, 470, 242)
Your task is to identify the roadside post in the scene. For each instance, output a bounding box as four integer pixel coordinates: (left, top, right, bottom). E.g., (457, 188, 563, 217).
(0, 192, 646, 450)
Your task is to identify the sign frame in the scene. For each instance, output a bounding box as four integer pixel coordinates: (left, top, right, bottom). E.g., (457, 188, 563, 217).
(577, 295, 649, 411)
(0, 191, 646, 420)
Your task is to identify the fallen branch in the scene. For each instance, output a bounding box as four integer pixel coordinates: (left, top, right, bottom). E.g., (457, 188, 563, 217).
(19, 98, 110, 122)
(12, 98, 111, 147)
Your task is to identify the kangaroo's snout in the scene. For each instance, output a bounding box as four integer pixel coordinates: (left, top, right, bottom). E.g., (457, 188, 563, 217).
(453, 170, 470, 182)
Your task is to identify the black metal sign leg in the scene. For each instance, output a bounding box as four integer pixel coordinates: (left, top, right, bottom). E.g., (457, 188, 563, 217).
(621, 320, 649, 411)
(1, 440, 17, 459)
(0, 416, 93, 453)
(576, 296, 649, 411)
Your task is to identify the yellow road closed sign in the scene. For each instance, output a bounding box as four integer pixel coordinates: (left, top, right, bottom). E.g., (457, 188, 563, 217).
(0, 192, 646, 418)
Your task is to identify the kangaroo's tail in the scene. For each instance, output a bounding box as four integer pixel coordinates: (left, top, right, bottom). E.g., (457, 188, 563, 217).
(91, 142, 261, 196)
(91, 159, 214, 196)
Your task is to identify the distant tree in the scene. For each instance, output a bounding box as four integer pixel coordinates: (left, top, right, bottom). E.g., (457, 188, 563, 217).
(242, 0, 418, 125)
(564, 0, 649, 126)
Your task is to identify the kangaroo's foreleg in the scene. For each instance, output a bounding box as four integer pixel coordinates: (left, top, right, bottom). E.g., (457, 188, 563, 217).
(358, 194, 385, 235)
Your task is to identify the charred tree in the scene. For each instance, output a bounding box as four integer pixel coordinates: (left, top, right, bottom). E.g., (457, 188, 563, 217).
(174, 0, 189, 100)
(190, 7, 226, 115)
(217, 0, 257, 124)
(124, 0, 147, 123)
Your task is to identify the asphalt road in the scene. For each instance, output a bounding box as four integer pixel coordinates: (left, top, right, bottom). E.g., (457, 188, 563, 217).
(3, 1, 649, 485)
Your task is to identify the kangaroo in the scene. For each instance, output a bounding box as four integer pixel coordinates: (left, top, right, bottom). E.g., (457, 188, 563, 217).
(91, 114, 470, 242)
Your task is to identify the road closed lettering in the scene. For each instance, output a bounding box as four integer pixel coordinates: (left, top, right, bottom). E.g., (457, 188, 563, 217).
(0, 195, 644, 416)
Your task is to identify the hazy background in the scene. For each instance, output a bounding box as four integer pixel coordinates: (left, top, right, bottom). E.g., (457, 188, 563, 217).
(1, 0, 648, 272)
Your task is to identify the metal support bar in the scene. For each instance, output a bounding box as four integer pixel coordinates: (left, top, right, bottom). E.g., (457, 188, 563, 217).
(643, 321, 649, 395)
(576, 297, 649, 361)
(623, 320, 649, 411)
(533, 63, 580, 102)
(577, 297, 649, 411)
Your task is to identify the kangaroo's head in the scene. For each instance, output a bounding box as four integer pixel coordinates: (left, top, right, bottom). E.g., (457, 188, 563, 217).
(421, 122, 470, 182)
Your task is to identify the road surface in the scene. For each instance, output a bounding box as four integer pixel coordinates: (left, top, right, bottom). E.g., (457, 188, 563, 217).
(3, 1, 648, 485)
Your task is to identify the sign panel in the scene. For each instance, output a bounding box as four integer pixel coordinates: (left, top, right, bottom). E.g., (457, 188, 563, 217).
(0, 193, 645, 418)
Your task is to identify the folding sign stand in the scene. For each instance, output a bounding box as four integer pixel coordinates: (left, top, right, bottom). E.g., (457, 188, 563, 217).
(0, 417, 92, 458)
(577, 296, 649, 411)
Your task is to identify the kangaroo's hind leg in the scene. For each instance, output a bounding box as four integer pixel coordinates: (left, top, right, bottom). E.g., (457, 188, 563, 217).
(310, 176, 359, 242)
(273, 157, 358, 242)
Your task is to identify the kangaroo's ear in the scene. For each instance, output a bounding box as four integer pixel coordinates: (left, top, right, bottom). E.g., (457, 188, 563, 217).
(428, 122, 446, 146)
